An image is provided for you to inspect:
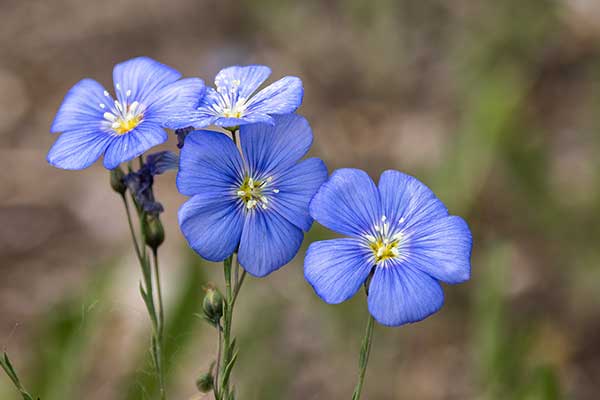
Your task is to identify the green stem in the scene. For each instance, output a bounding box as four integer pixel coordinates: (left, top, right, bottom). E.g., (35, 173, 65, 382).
(232, 269, 246, 309)
(151, 248, 166, 400)
(119, 188, 166, 399)
(219, 255, 233, 399)
(120, 194, 142, 261)
(213, 323, 223, 400)
(153, 248, 165, 339)
(351, 312, 375, 400)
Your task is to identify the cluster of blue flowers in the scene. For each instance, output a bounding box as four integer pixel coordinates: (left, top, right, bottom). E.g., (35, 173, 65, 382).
(49, 56, 472, 327)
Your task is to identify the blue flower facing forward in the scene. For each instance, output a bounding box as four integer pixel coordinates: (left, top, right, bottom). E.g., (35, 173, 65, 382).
(305, 169, 472, 326)
(177, 114, 327, 277)
(48, 57, 205, 170)
(168, 65, 303, 130)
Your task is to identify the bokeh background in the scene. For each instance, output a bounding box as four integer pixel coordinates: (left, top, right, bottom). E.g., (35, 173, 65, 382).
(1, 0, 600, 399)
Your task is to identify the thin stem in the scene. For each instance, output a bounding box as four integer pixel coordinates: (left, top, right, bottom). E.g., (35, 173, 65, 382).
(219, 255, 234, 399)
(232, 270, 246, 308)
(120, 194, 142, 262)
(213, 323, 223, 400)
(351, 312, 375, 400)
(153, 248, 165, 339)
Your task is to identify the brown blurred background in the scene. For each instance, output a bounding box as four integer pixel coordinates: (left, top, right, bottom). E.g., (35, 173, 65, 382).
(1, 0, 600, 399)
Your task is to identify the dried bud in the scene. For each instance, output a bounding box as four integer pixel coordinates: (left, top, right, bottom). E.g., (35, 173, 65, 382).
(110, 167, 127, 195)
(196, 371, 214, 393)
(143, 214, 165, 250)
(202, 286, 224, 326)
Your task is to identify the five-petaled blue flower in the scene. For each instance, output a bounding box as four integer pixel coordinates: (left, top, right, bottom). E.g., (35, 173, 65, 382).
(48, 57, 205, 170)
(304, 169, 472, 327)
(167, 65, 303, 130)
(177, 114, 327, 277)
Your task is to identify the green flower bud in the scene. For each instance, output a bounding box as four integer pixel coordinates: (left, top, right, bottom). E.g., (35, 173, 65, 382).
(196, 371, 214, 393)
(202, 285, 224, 326)
(110, 167, 127, 195)
(143, 214, 165, 250)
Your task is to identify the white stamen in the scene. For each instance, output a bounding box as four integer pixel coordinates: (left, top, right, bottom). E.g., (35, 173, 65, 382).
(99, 103, 105, 109)
(104, 90, 110, 97)
(273, 189, 280, 193)
(126, 89, 132, 97)
(103, 112, 117, 122)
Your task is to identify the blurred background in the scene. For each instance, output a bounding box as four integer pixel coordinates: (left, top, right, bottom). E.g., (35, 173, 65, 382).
(1, 0, 599, 399)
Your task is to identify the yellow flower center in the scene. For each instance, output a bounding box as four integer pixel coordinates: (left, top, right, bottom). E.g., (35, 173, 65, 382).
(114, 113, 143, 135)
(236, 175, 277, 210)
(365, 215, 404, 265)
(369, 239, 400, 263)
(222, 109, 243, 119)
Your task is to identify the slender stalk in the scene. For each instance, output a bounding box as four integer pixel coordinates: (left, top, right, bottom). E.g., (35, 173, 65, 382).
(219, 255, 233, 399)
(351, 312, 375, 400)
(120, 194, 142, 261)
(153, 248, 165, 339)
(213, 323, 223, 400)
(119, 187, 166, 399)
(151, 248, 167, 400)
(232, 270, 246, 308)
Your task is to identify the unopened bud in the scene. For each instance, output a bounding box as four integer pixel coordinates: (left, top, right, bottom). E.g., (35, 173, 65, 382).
(143, 214, 165, 250)
(202, 286, 224, 326)
(110, 167, 127, 195)
(196, 371, 214, 393)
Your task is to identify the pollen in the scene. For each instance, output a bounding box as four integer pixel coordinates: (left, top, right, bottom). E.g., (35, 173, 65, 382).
(369, 239, 400, 263)
(366, 215, 404, 265)
(113, 114, 143, 135)
(236, 175, 276, 210)
(102, 96, 144, 135)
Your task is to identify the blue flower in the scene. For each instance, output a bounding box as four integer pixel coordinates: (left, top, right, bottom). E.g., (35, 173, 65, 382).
(304, 169, 472, 327)
(48, 57, 205, 170)
(177, 114, 327, 277)
(167, 65, 303, 130)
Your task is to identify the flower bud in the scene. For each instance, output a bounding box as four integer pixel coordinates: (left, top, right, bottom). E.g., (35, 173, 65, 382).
(196, 371, 214, 393)
(143, 214, 165, 250)
(110, 167, 127, 195)
(202, 286, 224, 326)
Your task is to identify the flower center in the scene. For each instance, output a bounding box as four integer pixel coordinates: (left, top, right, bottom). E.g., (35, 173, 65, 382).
(211, 79, 248, 119)
(236, 175, 278, 210)
(364, 215, 404, 265)
(101, 87, 144, 135)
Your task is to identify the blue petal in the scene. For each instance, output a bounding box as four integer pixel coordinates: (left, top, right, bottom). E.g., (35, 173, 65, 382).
(51, 79, 110, 133)
(214, 65, 271, 99)
(240, 114, 313, 177)
(378, 170, 448, 232)
(47, 128, 113, 170)
(304, 238, 373, 304)
(174, 87, 219, 128)
(179, 194, 244, 262)
(367, 264, 444, 326)
(309, 168, 382, 237)
(402, 216, 472, 284)
(238, 210, 304, 277)
(145, 151, 179, 175)
(245, 76, 303, 116)
(270, 158, 328, 231)
(112, 57, 181, 105)
(213, 113, 274, 128)
(102, 122, 167, 169)
(146, 78, 206, 128)
(176, 130, 244, 196)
